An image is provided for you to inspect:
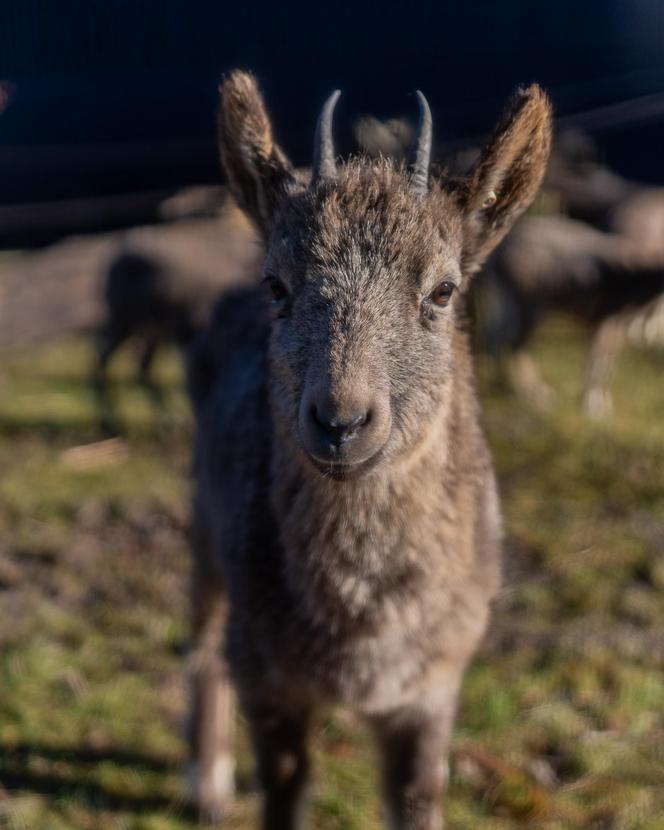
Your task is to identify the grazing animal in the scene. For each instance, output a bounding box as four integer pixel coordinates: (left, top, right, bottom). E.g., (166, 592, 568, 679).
(547, 128, 664, 249)
(187, 70, 552, 828)
(354, 113, 415, 162)
(542, 132, 664, 414)
(93, 203, 258, 431)
(476, 214, 664, 415)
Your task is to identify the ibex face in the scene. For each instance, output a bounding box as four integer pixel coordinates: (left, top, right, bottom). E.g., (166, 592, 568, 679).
(219, 72, 552, 479)
(266, 164, 467, 478)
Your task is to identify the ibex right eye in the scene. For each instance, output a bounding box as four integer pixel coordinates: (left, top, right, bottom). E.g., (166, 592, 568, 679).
(430, 281, 456, 307)
(262, 273, 288, 304)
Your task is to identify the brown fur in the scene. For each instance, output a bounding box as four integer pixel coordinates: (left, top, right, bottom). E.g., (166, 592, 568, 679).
(187, 70, 552, 828)
(354, 114, 415, 161)
(462, 85, 552, 273)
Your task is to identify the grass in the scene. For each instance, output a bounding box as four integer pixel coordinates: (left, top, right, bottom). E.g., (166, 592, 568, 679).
(0, 322, 663, 829)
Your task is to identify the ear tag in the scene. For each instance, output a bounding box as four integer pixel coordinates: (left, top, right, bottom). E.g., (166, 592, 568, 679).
(483, 190, 497, 208)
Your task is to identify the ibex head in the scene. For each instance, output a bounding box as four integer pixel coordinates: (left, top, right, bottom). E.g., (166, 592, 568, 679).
(218, 71, 552, 478)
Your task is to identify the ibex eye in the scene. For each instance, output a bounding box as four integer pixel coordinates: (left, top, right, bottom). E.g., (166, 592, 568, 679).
(429, 281, 456, 308)
(262, 273, 289, 309)
(483, 190, 497, 208)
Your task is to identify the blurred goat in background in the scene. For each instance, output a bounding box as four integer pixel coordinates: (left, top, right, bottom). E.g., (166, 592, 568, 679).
(549, 128, 664, 247)
(93, 194, 260, 432)
(476, 215, 664, 415)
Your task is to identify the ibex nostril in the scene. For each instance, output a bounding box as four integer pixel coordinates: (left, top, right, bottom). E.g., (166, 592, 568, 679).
(343, 412, 369, 432)
(311, 405, 370, 444)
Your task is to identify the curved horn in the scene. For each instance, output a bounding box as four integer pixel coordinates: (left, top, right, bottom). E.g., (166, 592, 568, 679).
(408, 90, 432, 196)
(312, 89, 341, 182)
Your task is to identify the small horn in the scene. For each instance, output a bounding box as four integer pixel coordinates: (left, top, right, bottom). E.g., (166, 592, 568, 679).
(408, 90, 432, 196)
(312, 89, 341, 182)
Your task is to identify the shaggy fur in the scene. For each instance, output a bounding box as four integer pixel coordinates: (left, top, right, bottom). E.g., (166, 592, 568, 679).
(187, 70, 552, 829)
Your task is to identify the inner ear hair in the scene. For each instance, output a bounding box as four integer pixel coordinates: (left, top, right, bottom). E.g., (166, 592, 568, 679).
(218, 70, 294, 237)
(468, 84, 552, 214)
(461, 84, 552, 272)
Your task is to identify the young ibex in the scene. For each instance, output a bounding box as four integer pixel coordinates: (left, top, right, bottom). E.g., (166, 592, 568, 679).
(187, 71, 551, 828)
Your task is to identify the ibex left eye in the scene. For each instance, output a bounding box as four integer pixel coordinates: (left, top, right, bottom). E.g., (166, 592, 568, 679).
(430, 281, 456, 307)
(262, 274, 288, 303)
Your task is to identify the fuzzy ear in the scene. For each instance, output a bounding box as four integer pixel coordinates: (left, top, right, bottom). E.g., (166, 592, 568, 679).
(218, 70, 294, 238)
(461, 84, 552, 274)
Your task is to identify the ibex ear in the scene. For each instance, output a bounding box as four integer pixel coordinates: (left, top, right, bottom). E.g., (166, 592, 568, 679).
(218, 71, 295, 239)
(461, 84, 552, 274)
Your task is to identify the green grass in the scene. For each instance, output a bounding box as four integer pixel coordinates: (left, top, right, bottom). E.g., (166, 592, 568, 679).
(1, 323, 664, 829)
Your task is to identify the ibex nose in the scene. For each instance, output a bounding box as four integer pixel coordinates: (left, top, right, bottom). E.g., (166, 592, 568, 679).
(310, 404, 370, 447)
(311, 404, 370, 446)
(299, 385, 391, 472)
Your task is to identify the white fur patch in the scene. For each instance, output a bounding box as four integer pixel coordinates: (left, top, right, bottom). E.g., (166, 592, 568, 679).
(211, 753, 236, 802)
(186, 753, 235, 812)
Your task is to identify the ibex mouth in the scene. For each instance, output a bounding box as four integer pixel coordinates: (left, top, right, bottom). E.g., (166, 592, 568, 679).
(306, 448, 386, 481)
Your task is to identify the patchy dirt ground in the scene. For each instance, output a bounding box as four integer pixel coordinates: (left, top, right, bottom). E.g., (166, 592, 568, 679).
(0, 320, 663, 829)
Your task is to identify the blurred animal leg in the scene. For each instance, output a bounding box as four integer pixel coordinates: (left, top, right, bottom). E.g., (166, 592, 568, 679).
(188, 554, 235, 821)
(583, 315, 626, 419)
(370, 680, 461, 830)
(247, 703, 312, 830)
(93, 324, 129, 433)
(508, 350, 557, 410)
(137, 336, 167, 415)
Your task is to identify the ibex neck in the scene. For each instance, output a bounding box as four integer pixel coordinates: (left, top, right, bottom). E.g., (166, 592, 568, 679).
(268, 364, 464, 625)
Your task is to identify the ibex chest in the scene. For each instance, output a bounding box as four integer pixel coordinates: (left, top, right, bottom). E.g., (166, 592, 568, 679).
(267, 480, 487, 711)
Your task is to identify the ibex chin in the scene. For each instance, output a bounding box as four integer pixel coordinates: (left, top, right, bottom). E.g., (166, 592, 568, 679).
(186, 71, 552, 829)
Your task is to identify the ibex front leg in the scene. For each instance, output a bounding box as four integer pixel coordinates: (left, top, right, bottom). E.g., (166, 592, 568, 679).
(246, 703, 312, 830)
(370, 681, 461, 830)
(188, 559, 235, 821)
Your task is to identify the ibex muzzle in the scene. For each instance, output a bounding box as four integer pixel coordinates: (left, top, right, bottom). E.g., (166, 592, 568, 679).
(298, 370, 392, 472)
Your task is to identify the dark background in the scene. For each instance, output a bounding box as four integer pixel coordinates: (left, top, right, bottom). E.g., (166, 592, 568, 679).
(2, 1, 664, 205)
